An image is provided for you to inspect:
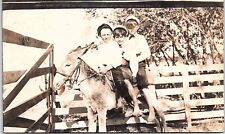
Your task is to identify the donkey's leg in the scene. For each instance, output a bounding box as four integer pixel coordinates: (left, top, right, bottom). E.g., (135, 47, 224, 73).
(154, 105, 166, 132)
(124, 79, 140, 116)
(87, 107, 97, 132)
(97, 108, 107, 132)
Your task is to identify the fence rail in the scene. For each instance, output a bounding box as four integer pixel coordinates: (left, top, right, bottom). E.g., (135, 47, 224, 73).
(3, 67, 53, 85)
(3, 28, 49, 49)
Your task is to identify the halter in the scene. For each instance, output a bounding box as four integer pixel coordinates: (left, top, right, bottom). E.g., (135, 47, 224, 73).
(56, 60, 99, 90)
(56, 60, 81, 88)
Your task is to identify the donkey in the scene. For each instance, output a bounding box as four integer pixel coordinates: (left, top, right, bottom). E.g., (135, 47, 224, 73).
(53, 45, 166, 132)
(53, 45, 126, 132)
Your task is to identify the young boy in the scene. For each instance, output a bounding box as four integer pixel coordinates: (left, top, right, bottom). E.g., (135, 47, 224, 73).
(113, 25, 141, 116)
(123, 15, 165, 123)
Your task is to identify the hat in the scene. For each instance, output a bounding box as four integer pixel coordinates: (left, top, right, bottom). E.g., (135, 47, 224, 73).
(113, 25, 128, 37)
(97, 23, 113, 36)
(125, 15, 140, 25)
(113, 25, 128, 34)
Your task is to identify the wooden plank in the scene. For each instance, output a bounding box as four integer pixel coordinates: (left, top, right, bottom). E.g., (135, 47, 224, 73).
(48, 48, 54, 132)
(4, 117, 48, 130)
(3, 70, 26, 85)
(191, 110, 224, 119)
(165, 112, 186, 121)
(3, 90, 50, 125)
(158, 96, 224, 112)
(3, 28, 49, 49)
(189, 98, 224, 107)
(3, 67, 53, 85)
(182, 70, 192, 130)
(54, 107, 87, 115)
(189, 85, 224, 93)
(54, 100, 86, 108)
(152, 110, 222, 123)
(157, 88, 184, 96)
(55, 94, 83, 102)
(148, 64, 223, 73)
(25, 108, 50, 132)
(3, 44, 53, 110)
(31, 67, 53, 79)
(153, 73, 223, 84)
(157, 85, 224, 96)
(192, 118, 224, 124)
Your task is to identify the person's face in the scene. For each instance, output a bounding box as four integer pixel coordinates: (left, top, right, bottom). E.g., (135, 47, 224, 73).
(114, 30, 127, 45)
(115, 35, 126, 45)
(125, 20, 139, 34)
(100, 28, 113, 43)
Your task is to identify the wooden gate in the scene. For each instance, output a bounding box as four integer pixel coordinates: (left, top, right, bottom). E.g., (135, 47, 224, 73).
(53, 64, 224, 132)
(3, 28, 55, 132)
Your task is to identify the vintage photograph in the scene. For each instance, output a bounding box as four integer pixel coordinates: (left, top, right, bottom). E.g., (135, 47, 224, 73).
(2, 1, 224, 133)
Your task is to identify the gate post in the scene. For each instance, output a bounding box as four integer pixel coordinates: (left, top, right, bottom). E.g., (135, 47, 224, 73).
(48, 45, 54, 132)
(182, 70, 192, 131)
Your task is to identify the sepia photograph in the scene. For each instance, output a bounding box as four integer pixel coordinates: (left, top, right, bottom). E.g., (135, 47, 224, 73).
(2, 0, 224, 133)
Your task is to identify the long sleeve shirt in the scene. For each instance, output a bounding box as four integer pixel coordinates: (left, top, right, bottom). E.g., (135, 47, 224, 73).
(122, 33, 150, 76)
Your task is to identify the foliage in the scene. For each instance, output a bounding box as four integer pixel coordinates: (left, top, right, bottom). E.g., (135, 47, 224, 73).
(105, 8, 223, 65)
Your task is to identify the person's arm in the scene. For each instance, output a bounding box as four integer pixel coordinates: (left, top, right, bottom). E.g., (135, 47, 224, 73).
(122, 41, 138, 76)
(137, 36, 151, 61)
(129, 57, 139, 77)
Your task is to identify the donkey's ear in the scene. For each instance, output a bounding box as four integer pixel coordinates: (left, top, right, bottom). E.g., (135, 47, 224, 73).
(68, 45, 82, 54)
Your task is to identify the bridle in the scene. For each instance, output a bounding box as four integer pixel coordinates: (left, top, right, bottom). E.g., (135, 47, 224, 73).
(55, 45, 96, 88)
(56, 60, 82, 88)
(56, 60, 99, 89)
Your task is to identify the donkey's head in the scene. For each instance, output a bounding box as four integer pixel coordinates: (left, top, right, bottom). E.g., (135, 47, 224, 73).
(53, 46, 87, 95)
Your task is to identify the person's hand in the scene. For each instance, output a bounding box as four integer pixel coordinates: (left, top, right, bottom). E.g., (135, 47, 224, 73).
(90, 44, 98, 50)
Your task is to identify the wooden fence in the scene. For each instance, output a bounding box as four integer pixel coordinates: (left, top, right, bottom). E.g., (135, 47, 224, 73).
(3, 28, 55, 132)
(53, 63, 224, 132)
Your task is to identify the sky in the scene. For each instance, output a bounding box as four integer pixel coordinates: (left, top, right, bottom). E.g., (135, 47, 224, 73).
(3, 9, 114, 70)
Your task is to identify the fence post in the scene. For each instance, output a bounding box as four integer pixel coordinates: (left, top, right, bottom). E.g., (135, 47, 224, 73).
(182, 69, 192, 131)
(48, 45, 54, 132)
